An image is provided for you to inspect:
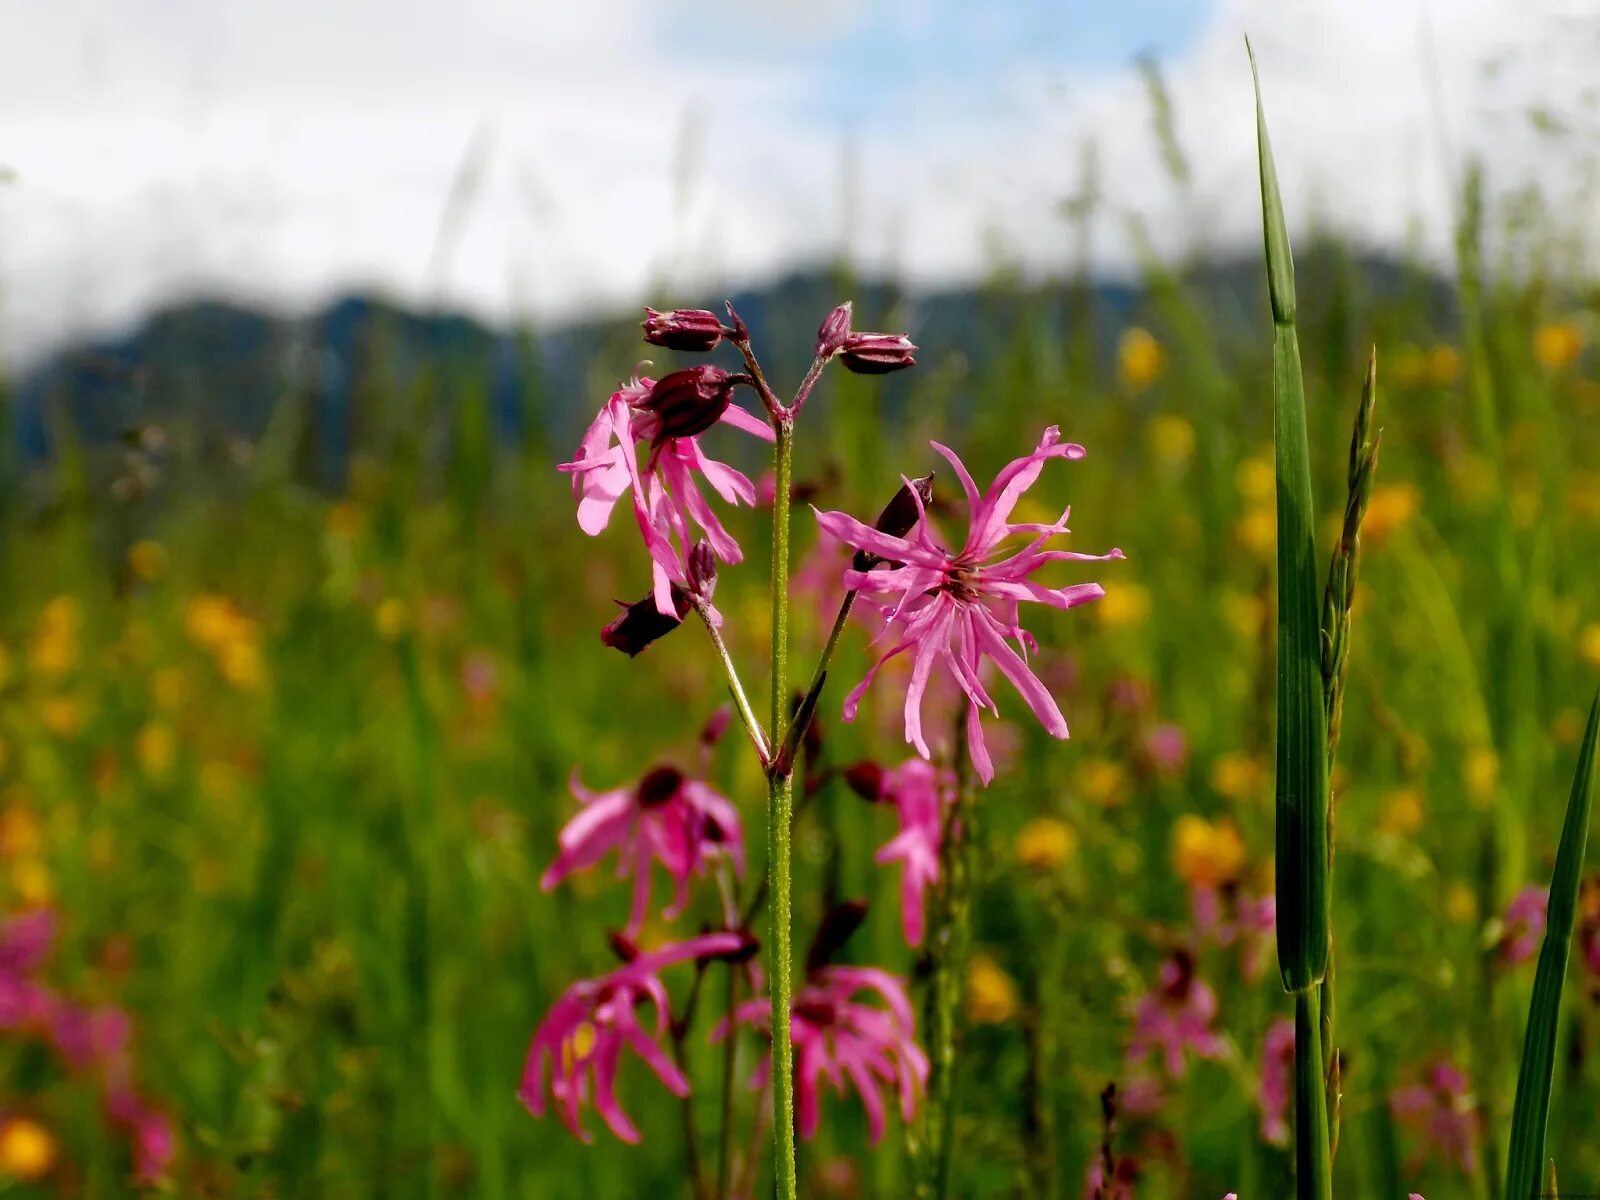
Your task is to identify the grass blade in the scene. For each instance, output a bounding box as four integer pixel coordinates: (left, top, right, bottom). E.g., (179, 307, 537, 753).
(1249, 39, 1330, 994)
(1503, 689, 1600, 1200)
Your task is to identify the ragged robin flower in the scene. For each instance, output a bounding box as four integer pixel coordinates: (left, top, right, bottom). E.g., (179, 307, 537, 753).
(814, 426, 1121, 784)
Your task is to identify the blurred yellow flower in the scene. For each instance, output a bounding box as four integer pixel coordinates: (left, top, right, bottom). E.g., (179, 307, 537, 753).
(150, 666, 192, 713)
(1579, 624, 1600, 671)
(1221, 591, 1266, 642)
(1393, 345, 1427, 387)
(1015, 817, 1076, 871)
(29, 596, 81, 679)
(218, 639, 265, 692)
(965, 953, 1019, 1024)
(1445, 883, 1477, 925)
(40, 696, 87, 740)
(128, 539, 168, 582)
(1096, 583, 1150, 631)
(10, 859, 52, 908)
(1145, 414, 1194, 467)
(1362, 483, 1420, 544)
(1465, 748, 1499, 806)
(1171, 814, 1247, 889)
(0, 808, 41, 861)
(200, 760, 246, 810)
(0, 644, 12, 690)
(1533, 320, 1585, 370)
(136, 723, 177, 781)
(87, 828, 116, 873)
(1209, 752, 1263, 802)
(326, 501, 366, 541)
(1378, 786, 1425, 837)
(1552, 707, 1585, 746)
(1235, 454, 1274, 504)
(1450, 455, 1498, 508)
(186, 594, 241, 648)
(1118, 327, 1165, 391)
(0, 1116, 57, 1181)
(1427, 344, 1461, 387)
(376, 598, 409, 641)
(1235, 506, 1276, 559)
(1079, 758, 1127, 807)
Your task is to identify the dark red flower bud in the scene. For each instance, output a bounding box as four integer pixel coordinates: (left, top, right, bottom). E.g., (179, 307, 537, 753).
(702, 928, 761, 964)
(599, 587, 690, 657)
(842, 761, 886, 801)
(608, 931, 640, 962)
(839, 331, 916, 375)
(699, 704, 733, 748)
(687, 540, 718, 600)
(814, 301, 853, 357)
(852, 473, 935, 571)
(642, 307, 725, 353)
(631, 365, 737, 442)
(805, 899, 869, 977)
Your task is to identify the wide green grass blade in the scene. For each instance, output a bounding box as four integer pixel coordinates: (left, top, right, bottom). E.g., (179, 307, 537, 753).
(1249, 39, 1330, 994)
(1503, 689, 1600, 1200)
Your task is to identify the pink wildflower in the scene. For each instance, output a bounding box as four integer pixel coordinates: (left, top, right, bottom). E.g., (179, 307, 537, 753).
(1192, 886, 1276, 983)
(520, 932, 745, 1143)
(560, 375, 773, 617)
(1498, 885, 1548, 967)
(542, 765, 744, 937)
(848, 759, 953, 946)
(1127, 952, 1224, 1079)
(1142, 723, 1189, 775)
(724, 965, 927, 1143)
(1258, 1017, 1295, 1146)
(814, 426, 1121, 784)
(1389, 1060, 1479, 1173)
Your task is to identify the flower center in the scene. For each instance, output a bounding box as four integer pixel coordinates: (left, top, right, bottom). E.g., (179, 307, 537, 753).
(636, 765, 685, 808)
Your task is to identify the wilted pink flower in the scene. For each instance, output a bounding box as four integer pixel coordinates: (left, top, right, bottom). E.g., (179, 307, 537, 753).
(542, 765, 744, 937)
(1127, 953, 1224, 1078)
(1258, 1017, 1295, 1146)
(848, 759, 953, 946)
(1498, 885, 1548, 967)
(560, 377, 773, 617)
(724, 966, 927, 1143)
(520, 932, 745, 1143)
(1389, 1060, 1479, 1173)
(815, 426, 1121, 784)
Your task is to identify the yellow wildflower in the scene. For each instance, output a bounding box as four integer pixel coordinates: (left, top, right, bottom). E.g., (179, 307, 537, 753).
(1533, 320, 1584, 370)
(376, 598, 409, 641)
(965, 954, 1019, 1025)
(0, 808, 41, 860)
(150, 667, 191, 713)
(1235, 506, 1276, 559)
(29, 596, 81, 679)
(1015, 817, 1076, 871)
(1079, 758, 1127, 807)
(1235, 454, 1275, 504)
(40, 696, 87, 740)
(1209, 752, 1263, 802)
(1118, 327, 1165, 391)
(1146, 414, 1194, 467)
(0, 1116, 57, 1180)
(1379, 787, 1425, 837)
(1362, 483, 1420, 544)
(136, 723, 177, 781)
(128, 539, 168, 582)
(1445, 883, 1478, 925)
(1171, 814, 1247, 889)
(1096, 583, 1150, 631)
(1221, 591, 1266, 642)
(218, 639, 265, 691)
(10, 859, 52, 908)
(1465, 748, 1499, 806)
(1427, 344, 1461, 386)
(1579, 624, 1600, 671)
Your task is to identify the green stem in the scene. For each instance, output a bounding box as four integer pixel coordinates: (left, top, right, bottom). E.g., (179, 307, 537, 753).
(716, 963, 741, 1200)
(693, 601, 771, 764)
(767, 416, 799, 1200)
(1295, 985, 1333, 1200)
(775, 590, 857, 773)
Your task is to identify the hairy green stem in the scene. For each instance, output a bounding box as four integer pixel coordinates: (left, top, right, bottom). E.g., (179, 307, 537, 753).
(767, 416, 799, 1200)
(693, 601, 771, 764)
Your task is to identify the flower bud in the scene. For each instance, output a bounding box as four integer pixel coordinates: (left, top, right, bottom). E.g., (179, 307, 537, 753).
(630, 365, 737, 442)
(814, 301, 853, 357)
(599, 587, 690, 657)
(687, 540, 718, 601)
(842, 761, 886, 801)
(642, 308, 725, 353)
(852, 473, 935, 571)
(805, 899, 869, 977)
(839, 331, 916, 375)
(702, 928, 761, 964)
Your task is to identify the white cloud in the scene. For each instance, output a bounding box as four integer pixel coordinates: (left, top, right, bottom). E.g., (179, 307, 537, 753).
(0, 0, 1595, 364)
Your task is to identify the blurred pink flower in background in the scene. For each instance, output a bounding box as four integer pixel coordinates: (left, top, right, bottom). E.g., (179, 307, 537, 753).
(1389, 1060, 1479, 1174)
(847, 759, 954, 946)
(1142, 723, 1189, 775)
(1191, 886, 1276, 983)
(1497, 885, 1548, 967)
(1127, 952, 1225, 1079)
(814, 426, 1120, 784)
(723, 965, 927, 1143)
(520, 932, 745, 1143)
(542, 765, 744, 937)
(1257, 1017, 1295, 1146)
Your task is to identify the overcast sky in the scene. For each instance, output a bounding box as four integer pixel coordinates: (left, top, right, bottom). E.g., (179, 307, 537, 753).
(1, 0, 1596, 363)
